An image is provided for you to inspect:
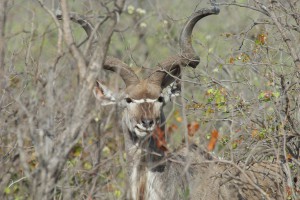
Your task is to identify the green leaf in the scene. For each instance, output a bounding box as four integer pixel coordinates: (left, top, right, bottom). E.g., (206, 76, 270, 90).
(83, 162, 92, 170)
(273, 91, 280, 98)
(4, 187, 11, 195)
(114, 189, 122, 198)
(207, 88, 215, 95)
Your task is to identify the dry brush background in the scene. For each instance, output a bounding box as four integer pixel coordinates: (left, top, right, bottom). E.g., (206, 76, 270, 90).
(0, 0, 299, 199)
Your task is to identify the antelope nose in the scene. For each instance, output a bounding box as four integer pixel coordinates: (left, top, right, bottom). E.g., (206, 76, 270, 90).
(141, 119, 154, 128)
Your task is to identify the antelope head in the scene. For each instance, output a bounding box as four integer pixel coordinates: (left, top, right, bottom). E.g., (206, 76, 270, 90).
(94, 8, 219, 141)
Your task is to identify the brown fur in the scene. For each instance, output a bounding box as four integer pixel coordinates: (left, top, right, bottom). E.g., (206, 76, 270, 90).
(126, 80, 162, 100)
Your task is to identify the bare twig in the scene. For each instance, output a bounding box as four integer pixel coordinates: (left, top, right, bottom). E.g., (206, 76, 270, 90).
(60, 0, 87, 80)
(0, 0, 8, 91)
(262, 2, 300, 70)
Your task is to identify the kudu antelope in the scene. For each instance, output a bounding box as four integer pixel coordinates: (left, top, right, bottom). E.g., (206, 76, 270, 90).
(64, 7, 285, 200)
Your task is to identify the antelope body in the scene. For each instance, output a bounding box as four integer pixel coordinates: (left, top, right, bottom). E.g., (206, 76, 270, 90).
(89, 7, 284, 200)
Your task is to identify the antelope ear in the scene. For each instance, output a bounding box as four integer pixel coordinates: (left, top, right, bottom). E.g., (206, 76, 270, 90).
(93, 81, 117, 105)
(162, 80, 181, 102)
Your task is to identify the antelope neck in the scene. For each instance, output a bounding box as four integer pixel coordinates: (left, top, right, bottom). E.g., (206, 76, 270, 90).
(128, 129, 166, 171)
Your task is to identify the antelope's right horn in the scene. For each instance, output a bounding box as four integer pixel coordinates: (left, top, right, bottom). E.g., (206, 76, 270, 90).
(147, 7, 220, 88)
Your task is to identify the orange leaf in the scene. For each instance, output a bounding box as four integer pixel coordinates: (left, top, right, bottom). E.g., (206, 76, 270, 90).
(167, 124, 178, 135)
(176, 116, 183, 122)
(286, 154, 292, 162)
(257, 33, 267, 45)
(187, 121, 200, 137)
(286, 186, 292, 197)
(207, 129, 219, 151)
(263, 91, 272, 99)
(153, 126, 168, 152)
(251, 129, 258, 138)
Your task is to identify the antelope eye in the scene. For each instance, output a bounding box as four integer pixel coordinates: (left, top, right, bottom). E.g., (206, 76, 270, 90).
(157, 96, 164, 103)
(125, 98, 133, 103)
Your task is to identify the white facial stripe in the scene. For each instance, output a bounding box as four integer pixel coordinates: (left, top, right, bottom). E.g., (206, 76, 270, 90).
(145, 99, 158, 103)
(131, 98, 157, 104)
(128, 97, 165, 104)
